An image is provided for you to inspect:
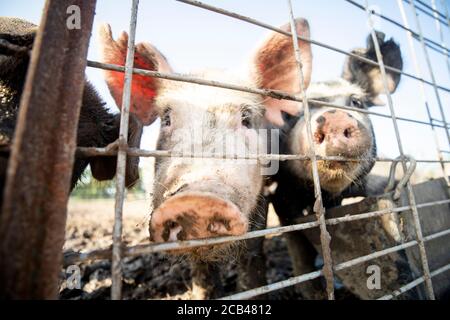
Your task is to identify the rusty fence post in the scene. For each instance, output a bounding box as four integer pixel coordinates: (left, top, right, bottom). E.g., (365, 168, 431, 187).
(0, 0, 96, 299)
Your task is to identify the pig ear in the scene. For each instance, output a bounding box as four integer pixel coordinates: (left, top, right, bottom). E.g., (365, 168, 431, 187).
(253, 18, 312, 126)
(98, 23, 172, 125)
(89, 115, 143, 187)
(342, 31, 403, 106)
(89, 155, 139, 188)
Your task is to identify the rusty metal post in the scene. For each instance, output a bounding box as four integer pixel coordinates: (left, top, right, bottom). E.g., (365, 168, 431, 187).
(0, 0, 96, 299)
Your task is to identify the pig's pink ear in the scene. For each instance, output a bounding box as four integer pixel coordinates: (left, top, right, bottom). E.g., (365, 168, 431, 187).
(253, 18, 312, 126)
(98, 24, 172, 125)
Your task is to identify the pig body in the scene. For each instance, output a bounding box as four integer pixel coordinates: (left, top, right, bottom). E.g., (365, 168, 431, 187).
(271, 32, 404, 299)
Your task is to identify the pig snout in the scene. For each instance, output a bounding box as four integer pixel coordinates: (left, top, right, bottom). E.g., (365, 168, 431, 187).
(313, 110, 370, 157)
(150, 192, 248, 243)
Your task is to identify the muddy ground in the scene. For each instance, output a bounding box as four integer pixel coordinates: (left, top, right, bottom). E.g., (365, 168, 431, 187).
(60, 198, 355, 300)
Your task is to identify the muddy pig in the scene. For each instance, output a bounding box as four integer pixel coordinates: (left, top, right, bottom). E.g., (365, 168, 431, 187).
(98, 17, 314, 275)
(271, 32, 404, 299)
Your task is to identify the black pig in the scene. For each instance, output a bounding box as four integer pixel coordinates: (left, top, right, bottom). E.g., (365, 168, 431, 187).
(0, 17, 142, 205)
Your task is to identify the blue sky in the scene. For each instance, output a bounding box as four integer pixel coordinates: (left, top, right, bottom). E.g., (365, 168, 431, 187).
(2, 0, 450, 175)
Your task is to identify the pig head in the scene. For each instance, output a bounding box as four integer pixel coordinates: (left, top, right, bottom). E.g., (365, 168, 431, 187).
(283, 31, 403, 195)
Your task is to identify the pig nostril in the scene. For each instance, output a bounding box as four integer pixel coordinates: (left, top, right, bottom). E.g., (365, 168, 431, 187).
(162, 220, 182, 242)
(315, 132, 325, 144)
(168, 220, 178, 229)
(207, 218, 231, 234)
(344, 128, 352, 138)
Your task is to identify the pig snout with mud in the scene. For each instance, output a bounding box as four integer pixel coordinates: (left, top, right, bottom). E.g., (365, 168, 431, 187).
(98, 19, 312, 260)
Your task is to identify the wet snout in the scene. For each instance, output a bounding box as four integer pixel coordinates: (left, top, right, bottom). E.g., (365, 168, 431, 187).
(150, 192, 247, 243)
(313, 110, 370, 157)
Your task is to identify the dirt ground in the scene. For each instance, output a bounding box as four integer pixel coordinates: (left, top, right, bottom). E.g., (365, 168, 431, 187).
(59, 162, 445, 300)
(60, 198, 298, 300)
(60, 197, 354, 300)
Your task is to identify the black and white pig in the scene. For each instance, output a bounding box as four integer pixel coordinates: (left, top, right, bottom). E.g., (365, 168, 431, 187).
(270, 32, 404, 299)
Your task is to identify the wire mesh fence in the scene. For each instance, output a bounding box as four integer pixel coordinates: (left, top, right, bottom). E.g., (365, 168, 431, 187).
(3, 0, 450, 300)
(66, 0, 450, 300)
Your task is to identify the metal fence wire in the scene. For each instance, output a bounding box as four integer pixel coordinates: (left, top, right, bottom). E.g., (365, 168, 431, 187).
(62, 0, 450, 300)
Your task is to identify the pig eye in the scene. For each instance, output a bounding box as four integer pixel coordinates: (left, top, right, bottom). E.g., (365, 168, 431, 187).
(241, 109, 252, 128)
(161, 108, 171, 127)
(350, 96, 363, 109)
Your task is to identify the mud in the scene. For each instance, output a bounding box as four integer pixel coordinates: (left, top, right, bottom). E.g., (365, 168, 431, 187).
(60, 198, 354, 300)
